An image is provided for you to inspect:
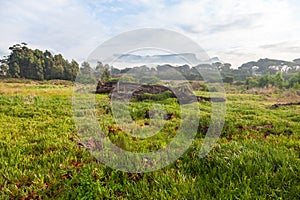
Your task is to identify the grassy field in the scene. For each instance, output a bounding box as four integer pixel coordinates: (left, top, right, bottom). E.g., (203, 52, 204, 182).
(0, 79, 299, 199)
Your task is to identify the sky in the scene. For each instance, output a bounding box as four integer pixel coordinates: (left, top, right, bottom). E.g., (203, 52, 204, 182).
(1, 0, 300, 68)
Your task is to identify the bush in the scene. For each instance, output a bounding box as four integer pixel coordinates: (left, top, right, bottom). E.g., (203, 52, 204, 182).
(190, 82, 209, 91)
(139, 76, 161, 84)
(134, 91, 174, 101)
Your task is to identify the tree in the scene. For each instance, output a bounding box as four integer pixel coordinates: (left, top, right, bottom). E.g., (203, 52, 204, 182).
(274, 72, 284, 88)
(80, 61, 93, 74)
(101, 67, 111, 82)
(223, 63, 231, 71)
(95, 61, 104, 71)
(7, 44, 23, 78)
(223, 76, 234, 84)
(0, 56, 9, 77)
(9, 62, 20, 78)
(95, 61, 104, 80)
(1, 43, 79, 81)
(288, 72, 300, 88)
(65, 60, 79, 81)
(44, 50, 54, 80)
(258, 74, 272, 87)
(246, 77, 258, 88)
(76, 61, 97, 84)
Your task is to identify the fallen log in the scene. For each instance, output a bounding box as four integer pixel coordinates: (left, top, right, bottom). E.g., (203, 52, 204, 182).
(196, 96, 226, 102)
(272, 102, 300, 108)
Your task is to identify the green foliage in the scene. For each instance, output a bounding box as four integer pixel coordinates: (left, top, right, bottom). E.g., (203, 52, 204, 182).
(139, 76, 161, 84)
(108, 77, 120, 83)
(118, 76, 138, 83)
(135, 91, 174, 101)
(76, 61, 97, 84)
(246, 72, 298, 89)
(95, 61, 111, 83)
(245, 77, 258, 88)
(0, 43, 79, 81)
(107, 59, 300, 84)
(75, 61, 112, 84)
(223, 76, 234, 84)
(101, 67, 111, 83)
(288, 72, 300, 89)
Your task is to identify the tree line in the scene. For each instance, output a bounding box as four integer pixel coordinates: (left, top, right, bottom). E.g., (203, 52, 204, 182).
(1, 43, 299, 89)
(110, 63, 300, 88)
(0, 43, 79, 81)
(245, 72, 300, 89)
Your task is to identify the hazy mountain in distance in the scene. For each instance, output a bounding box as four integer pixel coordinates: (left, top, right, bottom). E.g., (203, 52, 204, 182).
(293, 58, 300, 64)
(208, 57, 222, 63)
(113, 53, 221, 67)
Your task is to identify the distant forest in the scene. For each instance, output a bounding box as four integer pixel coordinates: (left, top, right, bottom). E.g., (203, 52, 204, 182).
(0, 43, 79, 81)
(108, 63, 300, 89)
(0, 43, 299, 89)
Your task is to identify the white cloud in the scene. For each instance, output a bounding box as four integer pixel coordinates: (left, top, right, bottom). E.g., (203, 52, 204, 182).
(113, 0, 300, 67)
(0, 0, 110, 61)
(1, 0, 300, 67)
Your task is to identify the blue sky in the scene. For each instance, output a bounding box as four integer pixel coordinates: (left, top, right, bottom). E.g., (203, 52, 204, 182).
(1, 0, 300, 67)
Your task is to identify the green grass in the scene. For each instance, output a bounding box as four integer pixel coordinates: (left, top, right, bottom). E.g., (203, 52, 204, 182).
(0, 80, 299, 199)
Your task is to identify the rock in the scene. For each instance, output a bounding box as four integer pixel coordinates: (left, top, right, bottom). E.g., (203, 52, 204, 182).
(96, 81, 226, 103)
